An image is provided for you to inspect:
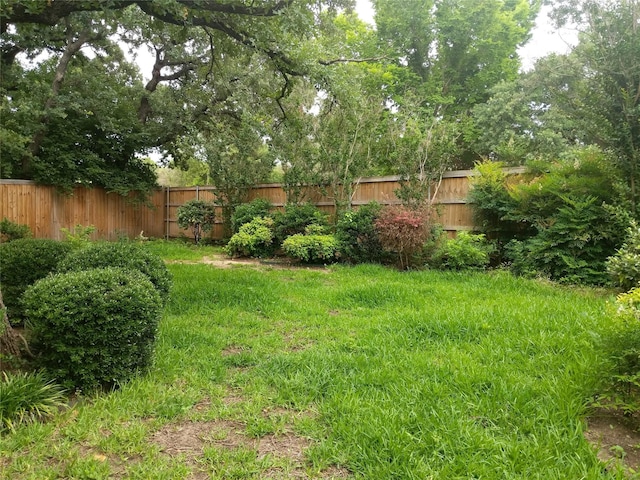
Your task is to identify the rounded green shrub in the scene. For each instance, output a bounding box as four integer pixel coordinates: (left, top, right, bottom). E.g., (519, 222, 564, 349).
(272, 203, 329, 245)
(225, 217, 275, 258)
(0, 218, 32, 243)
(282, 234, 338, 263)
(231, 198, 273, 234)
(23, 268, 162, 390)
(437, 231, 494, 270)
(0, 238, 73, 320)
(56, 242, 172, 304)
(335, 202, 384, 264)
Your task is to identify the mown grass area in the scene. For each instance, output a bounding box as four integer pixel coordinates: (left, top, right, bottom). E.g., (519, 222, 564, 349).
(0, 244, 622, 479)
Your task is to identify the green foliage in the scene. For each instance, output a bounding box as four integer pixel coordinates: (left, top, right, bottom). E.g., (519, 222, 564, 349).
(471, 150, 629, 284)
(282, 234, 339, 264)
(56, 242, 172, 305)
(23, 268, 162, 391)
(468, 161, 526, 247)
(231, 198, 273, 234)
(59, 224, 96, 248)
(0, 218, 31, 243)
(374, 205, 432, 270)
(176, 199, 216, 245)
(225, 217, 275, 258)
(272, 203, 329, 245)
(437, 231, 494, 270)
(607, 221, 640, 291)
(0, 238, 73, 321)
(597, 288, 640, 414)
(0, 371, 66, 432)
(335, 202, 385, 264)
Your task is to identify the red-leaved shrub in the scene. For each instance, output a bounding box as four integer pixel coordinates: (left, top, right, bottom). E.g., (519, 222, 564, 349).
(374, 205, 431, 269)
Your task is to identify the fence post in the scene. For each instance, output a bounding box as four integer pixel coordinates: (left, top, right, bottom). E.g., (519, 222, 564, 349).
(165, 186, 170, 241)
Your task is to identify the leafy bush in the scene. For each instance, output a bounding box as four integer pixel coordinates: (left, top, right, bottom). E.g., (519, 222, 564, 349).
(437, 231, 494, 270)
(23, 268, 162, 391)
(272, 203, 329, 245)
(225, 217, 275, 258)
(0, 218, 31, 243)
(335, 202, 385, 264)
(231, 198, 273, 234)
(56, 242, 172, 305)
(176, 199, 216, 245)
(471, 149, 629, 284)
(374, 205, 431, 269)
(508, 197, 627, 285)
(607, 221, 640, 291)
(282, 234, 339, 263)
(60, 224, 96, 248)
(0, 239, 73, 321)
(597, 288, 640, 414)
(0, 371, 66, 432)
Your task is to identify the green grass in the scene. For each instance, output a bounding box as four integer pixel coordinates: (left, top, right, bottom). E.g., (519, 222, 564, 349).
(0, 248, 624, 479)
(143, 239, 225, 262)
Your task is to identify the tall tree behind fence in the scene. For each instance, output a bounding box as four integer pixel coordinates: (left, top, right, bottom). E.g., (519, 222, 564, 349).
(2, 169, 523, 240)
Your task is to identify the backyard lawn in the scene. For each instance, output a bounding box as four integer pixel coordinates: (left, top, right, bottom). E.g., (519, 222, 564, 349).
(0, 242, 623, 479)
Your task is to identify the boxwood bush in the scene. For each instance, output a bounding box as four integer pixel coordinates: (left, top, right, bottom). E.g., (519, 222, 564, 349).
(23, 268, 162, 390)
(56, 242, 172, 305)
(273, 203, 329, 245)
(0, 238, 73, 321)
(335, 202, 384, 264)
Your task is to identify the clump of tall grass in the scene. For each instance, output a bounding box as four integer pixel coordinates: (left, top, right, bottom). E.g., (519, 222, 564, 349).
(0, 371, 66, 432)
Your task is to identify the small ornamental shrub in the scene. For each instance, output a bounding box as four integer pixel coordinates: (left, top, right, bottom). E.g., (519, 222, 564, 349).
(0, 218, 31, 243)
(56, 242, 172, 305)
(0, 238, 73, 321)
(282, 234, 339, 263)
(231, 199, 273, 234)
(374, 205, 431, 269)
(437, 231, 493, 270)
(272, 203, 329, 245)
(597, 288, 640, 414)
(335, 202, 384, 264)
(0, 371, 66, 432)
(23, 268, 162, 391)
(60, 224, 96, 248)
(607, 221, 640, 291)
(225, 217, 275, 258)
(176, 199, 216, 245)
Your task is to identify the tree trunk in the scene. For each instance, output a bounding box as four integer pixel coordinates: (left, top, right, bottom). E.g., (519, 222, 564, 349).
(0, 289, 22, 363)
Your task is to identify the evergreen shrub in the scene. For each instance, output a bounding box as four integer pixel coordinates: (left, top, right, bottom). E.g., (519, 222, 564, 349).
(0, 218, 32, 243)
(272, 203, 329, 245)
(335, 202, 384, 264)
(0, 238, 73, 320)
(225, 217, 275, 258)
(231, 199, 273, 234)
(23, 268, 162, 390)
(282, 233, 338, 263)
(56, 242, 172, 305)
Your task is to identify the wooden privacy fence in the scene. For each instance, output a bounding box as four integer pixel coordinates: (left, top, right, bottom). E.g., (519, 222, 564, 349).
(1, 168, 523, 241)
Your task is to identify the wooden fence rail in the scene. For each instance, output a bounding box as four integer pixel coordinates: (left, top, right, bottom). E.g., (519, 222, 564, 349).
(1, 168, 523, 241)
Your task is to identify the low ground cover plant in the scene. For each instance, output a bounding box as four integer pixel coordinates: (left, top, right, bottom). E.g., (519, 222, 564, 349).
(23, 267, 162, 391)
(0, 371, 66, 432)
(0, 238, 73, 321)
(0, 246, 619, 478)
(56, 241, 172, 305)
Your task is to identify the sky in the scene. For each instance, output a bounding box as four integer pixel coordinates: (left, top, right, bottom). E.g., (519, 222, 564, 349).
(354, 0, 579, 71)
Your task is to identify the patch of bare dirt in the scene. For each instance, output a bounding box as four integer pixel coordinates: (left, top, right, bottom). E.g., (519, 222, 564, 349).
(221, 345, 246, 356)
(585, 409, 640, 475)
(169, 254, 331, 272)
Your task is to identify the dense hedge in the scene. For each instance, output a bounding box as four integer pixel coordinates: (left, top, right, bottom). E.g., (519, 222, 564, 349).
(23, 268, 162, 390)
(0, 239, 73, 321)
(56, 242, 172, 304)
(282, 234, 339, 263)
